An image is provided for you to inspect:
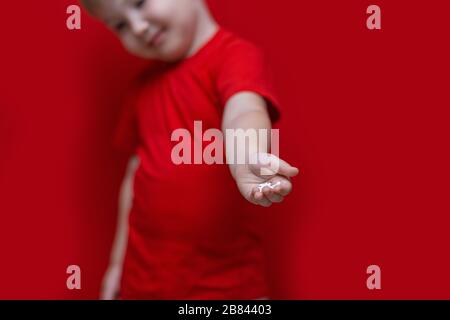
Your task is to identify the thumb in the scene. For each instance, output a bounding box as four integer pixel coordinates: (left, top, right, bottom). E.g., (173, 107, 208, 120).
(255, 153, 300, 177)
(275, 157, 300, 177)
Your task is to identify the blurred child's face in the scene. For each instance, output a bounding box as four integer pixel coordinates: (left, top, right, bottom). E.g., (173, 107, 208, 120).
(91, 0, 200, 61)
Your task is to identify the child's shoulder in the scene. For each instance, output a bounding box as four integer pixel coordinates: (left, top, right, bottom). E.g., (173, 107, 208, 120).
(216, 28, 265, 57)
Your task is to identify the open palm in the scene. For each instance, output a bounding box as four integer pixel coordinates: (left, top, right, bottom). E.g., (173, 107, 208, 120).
(235, 153, 299, 207)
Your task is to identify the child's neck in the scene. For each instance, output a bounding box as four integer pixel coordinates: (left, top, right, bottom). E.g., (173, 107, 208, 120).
(185, 5, 219, 58)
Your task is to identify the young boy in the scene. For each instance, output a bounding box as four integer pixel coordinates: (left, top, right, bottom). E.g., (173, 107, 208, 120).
(80, 0, 299, 299)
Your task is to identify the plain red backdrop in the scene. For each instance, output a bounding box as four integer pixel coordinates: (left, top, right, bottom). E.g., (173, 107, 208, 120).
(0, 0, 449, 299)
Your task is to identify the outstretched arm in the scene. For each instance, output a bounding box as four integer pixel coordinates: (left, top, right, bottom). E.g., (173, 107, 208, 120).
(222, 92, 299, 207)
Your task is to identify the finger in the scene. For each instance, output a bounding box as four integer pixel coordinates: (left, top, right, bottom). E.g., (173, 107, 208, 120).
(253, 189, 272, 207)
(249, 187, 261, 205)
(271, 157, 299, 178)
(259, 197, 272, 207)
(257, 154, 299, 178)
(273, 179, 292, 197)
(263, 188, 284, 203)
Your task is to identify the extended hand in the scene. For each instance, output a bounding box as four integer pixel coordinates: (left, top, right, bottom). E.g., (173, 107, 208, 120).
(234, 153, 299, 207)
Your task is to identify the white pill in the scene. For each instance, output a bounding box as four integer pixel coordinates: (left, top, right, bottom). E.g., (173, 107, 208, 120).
(257, 181, 281, 192)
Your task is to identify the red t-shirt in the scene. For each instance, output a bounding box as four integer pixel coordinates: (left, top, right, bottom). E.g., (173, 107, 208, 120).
(114, 27, 281, 299)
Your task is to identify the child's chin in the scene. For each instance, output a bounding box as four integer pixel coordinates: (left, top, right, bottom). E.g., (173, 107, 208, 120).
(132, 42, 188, 62)
(157, 48, 189, 63)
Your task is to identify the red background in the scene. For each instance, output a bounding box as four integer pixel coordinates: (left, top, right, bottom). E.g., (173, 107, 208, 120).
(1, 0, 449, 299)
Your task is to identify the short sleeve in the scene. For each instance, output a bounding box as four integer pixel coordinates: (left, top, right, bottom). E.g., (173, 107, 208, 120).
(113, 84, 140, 154)
(216, 42, 281, 123)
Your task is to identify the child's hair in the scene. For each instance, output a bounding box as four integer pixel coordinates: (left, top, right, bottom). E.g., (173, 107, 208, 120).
(79, 0, 97, 15)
